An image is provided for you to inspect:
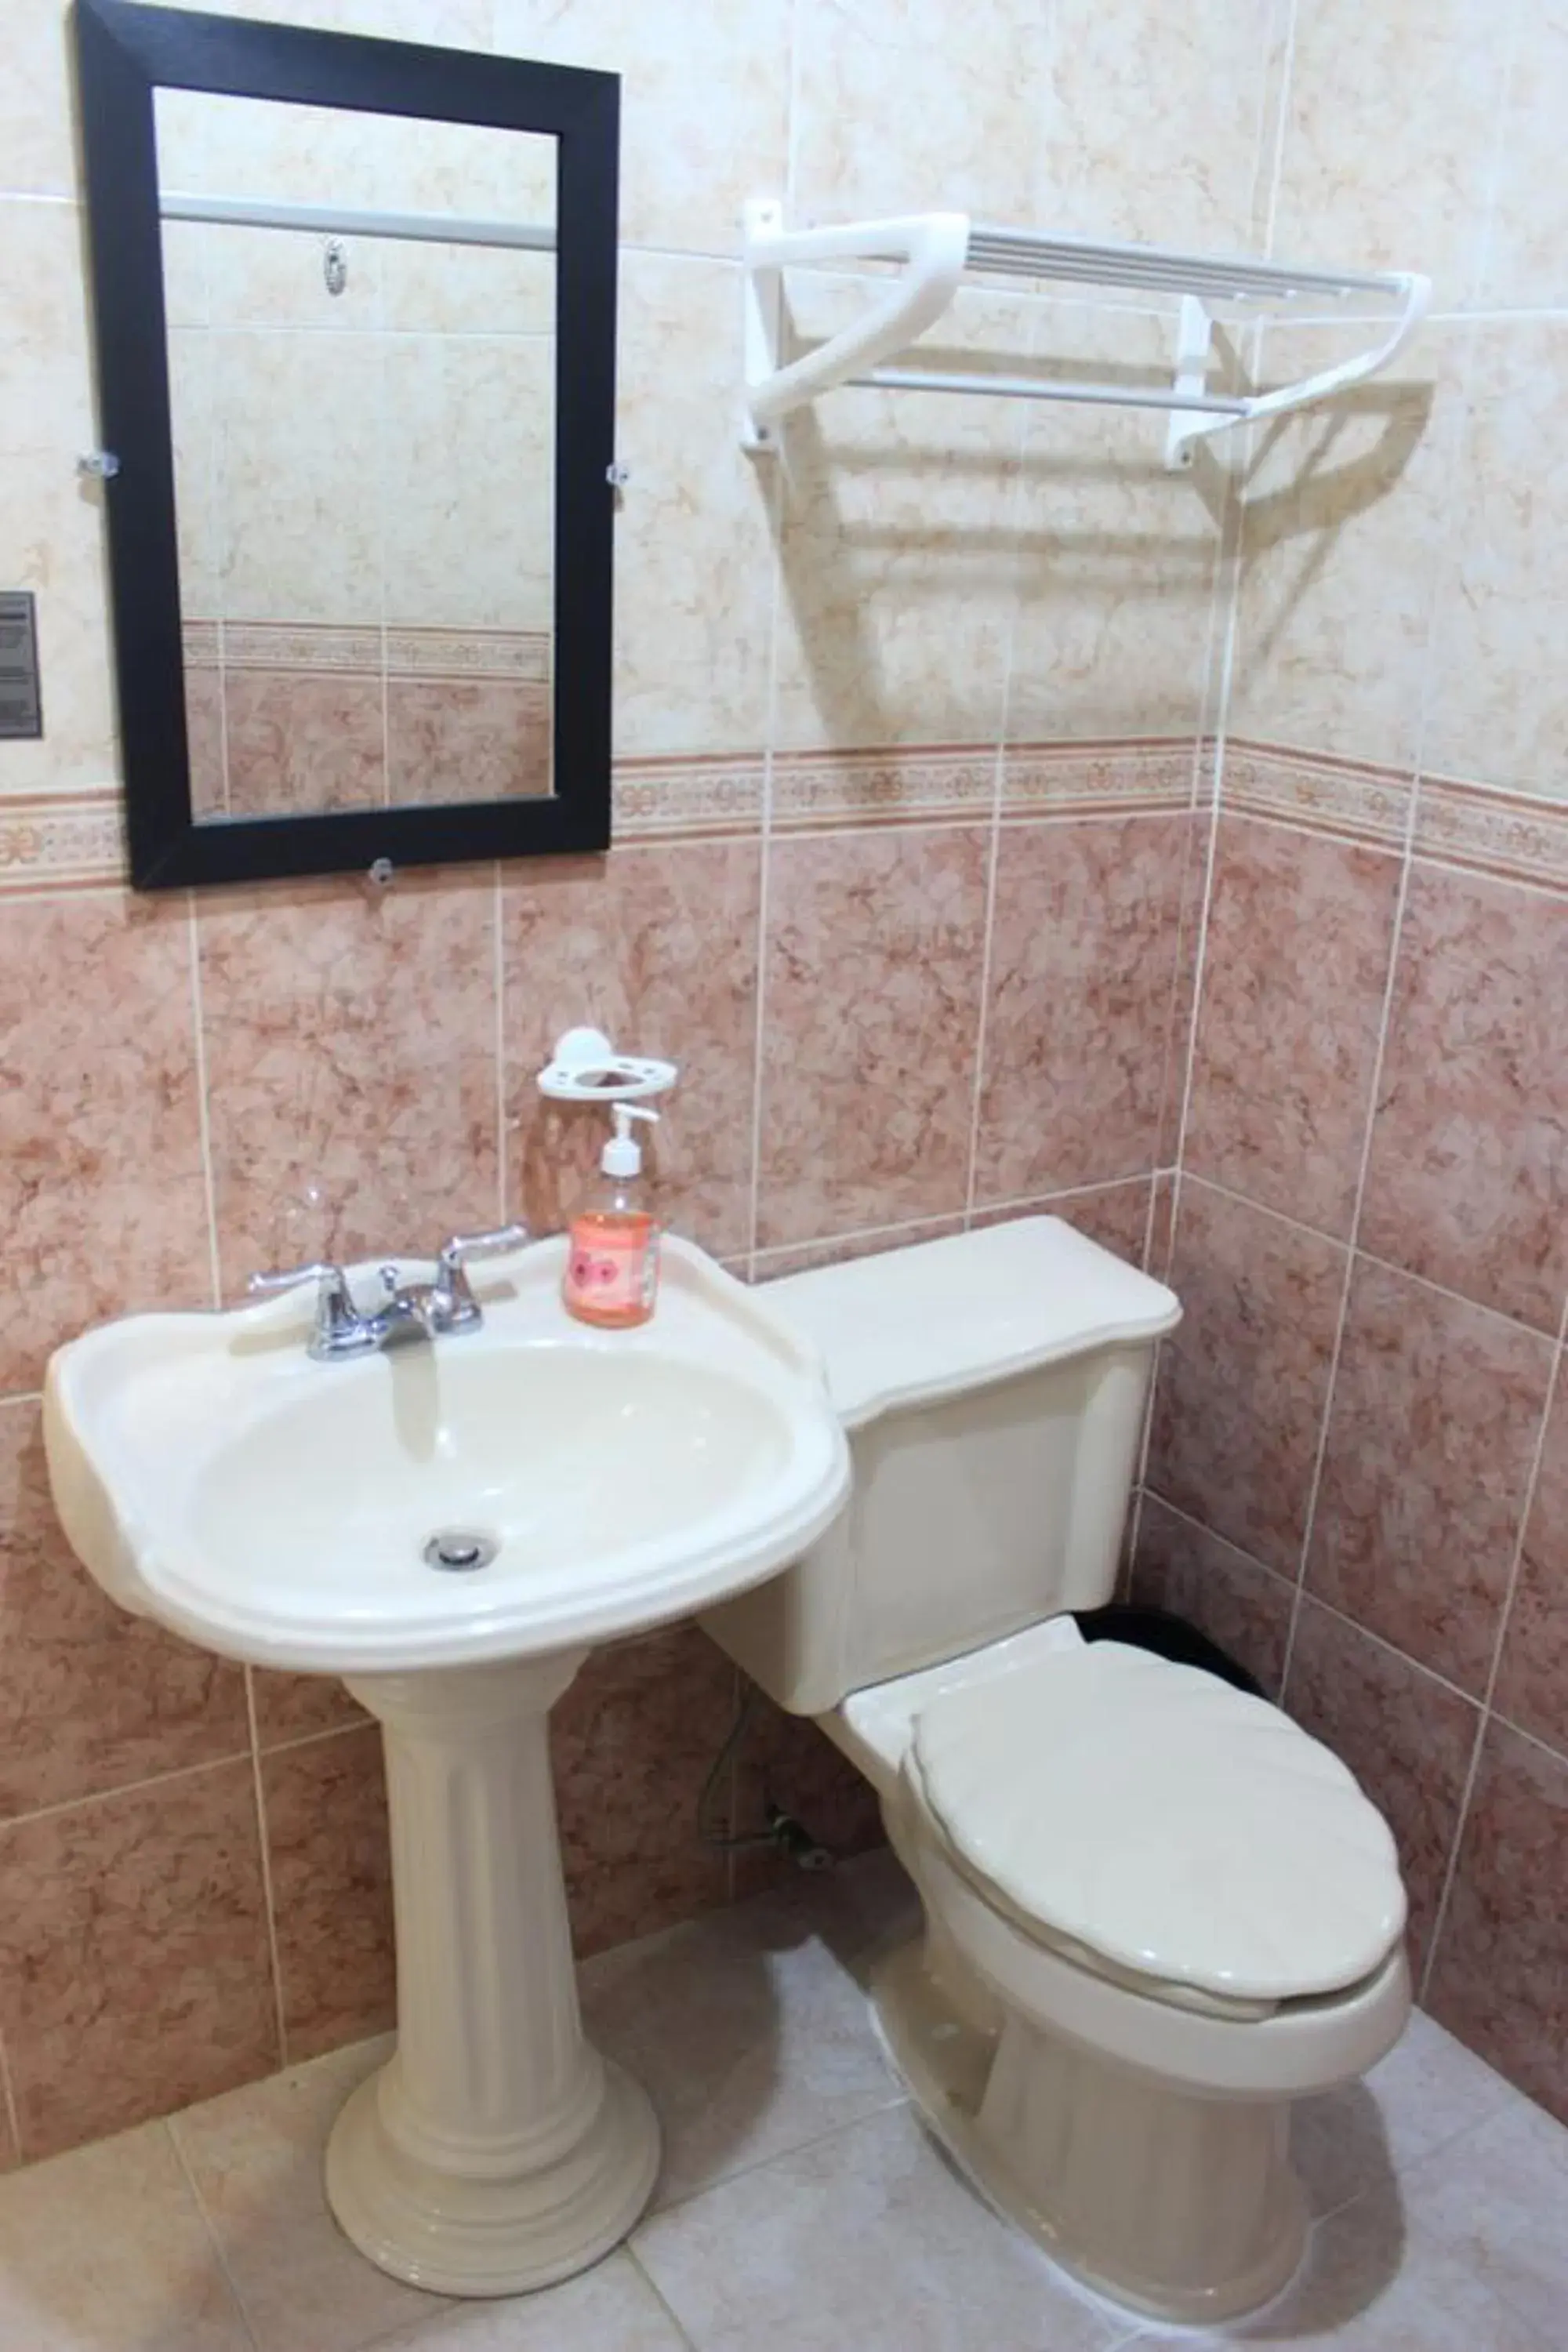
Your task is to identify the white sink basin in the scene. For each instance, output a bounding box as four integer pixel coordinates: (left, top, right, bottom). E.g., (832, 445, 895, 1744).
(44, 1234, 849, 1675)
(43, 1233, 852, 2300)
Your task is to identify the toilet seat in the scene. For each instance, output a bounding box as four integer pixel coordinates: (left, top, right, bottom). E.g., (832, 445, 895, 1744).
(906, 1641, 1406, 2013)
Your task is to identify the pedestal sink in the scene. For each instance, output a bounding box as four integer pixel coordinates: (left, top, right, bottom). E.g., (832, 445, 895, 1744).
(43, 1237, 849, 2296)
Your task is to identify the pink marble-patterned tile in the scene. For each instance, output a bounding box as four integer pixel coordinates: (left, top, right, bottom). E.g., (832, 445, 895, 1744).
(1494, 1376, 1568, 1756)
(1185, 816, 1402, 1236)
(249, 1667, 365, 1748)
(223, 670, 386, 817)
(503, 839, 761, 1257)
(185, 666, 227, 818)
(0, 890, 211, 1392)
(974, 816, 1187, 1203)
(1305, 1259, 1553, 1695)
(1148, 1180, 1347, 1574)
(387, 678, 550, 803)
(1426, 1719, 1568, 2124)
(1361, 863, 1568, 1331)
(1131, 1494, 1296, 1697)
(197, 867, 500, 1291)
(1285, 1598, 1481, 1980)
(969, 1179, 1152, 1266)
(0, 1760, 279, 2159)
(757, 826, 989, 1248)
(262, 1725, 394, 2064)
(0, 1403, 250, 1819)
(554, 1625, 734, 1960)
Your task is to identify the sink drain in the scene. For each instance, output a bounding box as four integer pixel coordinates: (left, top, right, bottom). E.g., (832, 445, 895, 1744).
(423, 1529, 499, 1573)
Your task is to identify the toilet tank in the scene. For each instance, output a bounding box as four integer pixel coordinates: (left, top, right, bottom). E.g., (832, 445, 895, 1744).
(703, 1219, 1181, 1718)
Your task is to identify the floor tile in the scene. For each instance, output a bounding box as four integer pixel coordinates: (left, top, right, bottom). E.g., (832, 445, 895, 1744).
(1134, 2180, 1552, 2348)
(580, 1867, 906, 2212)
(170, 2034, 447, 2352)
(376, 2253, 688, 2350)
(1290, 2007, 1518, 2220)
(632, 2103, 1123, 2351)
(0, 2119, 250, 2351)
(1398, 2095, 1568, 2347)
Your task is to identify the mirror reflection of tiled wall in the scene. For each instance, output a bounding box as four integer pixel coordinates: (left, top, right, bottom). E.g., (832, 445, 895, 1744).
(160, 96, 557, 815)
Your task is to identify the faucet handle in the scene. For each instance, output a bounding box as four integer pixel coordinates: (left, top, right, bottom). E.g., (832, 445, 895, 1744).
(437, 1223, 530, 1277)
(432, 1224, 530, 1327)
(247, 1258, 347, 1301)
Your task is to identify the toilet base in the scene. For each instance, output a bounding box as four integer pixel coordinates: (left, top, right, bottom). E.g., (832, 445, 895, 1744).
(872, 1934, 1308, 2327)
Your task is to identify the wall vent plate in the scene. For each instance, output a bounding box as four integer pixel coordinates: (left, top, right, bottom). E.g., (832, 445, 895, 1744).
(0, 593, 42, 740)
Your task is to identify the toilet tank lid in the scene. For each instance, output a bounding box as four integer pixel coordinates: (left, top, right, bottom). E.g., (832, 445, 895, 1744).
(759, 1218, 1181, 1428)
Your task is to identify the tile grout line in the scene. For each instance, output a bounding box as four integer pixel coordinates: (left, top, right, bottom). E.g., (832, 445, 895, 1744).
(1280, 300, 1488, 1702)
(622, 2241, 703, 2350)
(959, 328, 1036, 1227)
(1420, 1287, 1568, 2006)
(0, 2020, 23, 2172)
(0, 1745, 257, 1834)
(186, 891, 224, 1309)
(492, 861, 510, 1223)
(743, 506, 782, 1276)
(163, 2116, 263, 2352)
(245, 1670, 291, 2068)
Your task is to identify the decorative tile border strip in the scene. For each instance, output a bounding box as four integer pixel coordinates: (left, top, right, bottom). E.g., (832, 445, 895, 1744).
(1415, 774, 1568, 895)
(386, 628, 550, 684)
(772, 742, 998, 831)
(612, 754, 765, 840)
(0, 789, 124, 895)
(1001, 738, 1197, 819)
(183, 621, 552, 684)
(1219, 739, 1413, 851)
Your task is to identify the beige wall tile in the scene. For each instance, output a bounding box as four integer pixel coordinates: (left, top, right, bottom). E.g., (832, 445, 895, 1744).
(769, 278, 1029, 752)
(1425, 321, 1568, 802)
(0, 199, 118, 794)
(496, 0, 791, 253)
(1005, 300, 1225, 744)
(1271, 0, 1509, 301)
(169, 328, 220, 619)
(792, 0, 1052, 227)
(1483, 4, 1568, 308)
(0, 2, 79, 201)
(214, 328, 384, 625)
(1229, 319, 1467, 771)
(381, 335, 554, 632)
(612, 253, 779, 757)
(1042, 0, 1285, 253)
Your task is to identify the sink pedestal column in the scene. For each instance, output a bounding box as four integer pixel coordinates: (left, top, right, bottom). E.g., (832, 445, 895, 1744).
(324, 1655, 660, 2296)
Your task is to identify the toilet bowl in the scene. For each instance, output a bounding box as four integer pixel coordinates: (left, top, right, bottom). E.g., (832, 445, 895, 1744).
(703, 1218, 1411, 2325)
(833, 1620, 1409, 2323)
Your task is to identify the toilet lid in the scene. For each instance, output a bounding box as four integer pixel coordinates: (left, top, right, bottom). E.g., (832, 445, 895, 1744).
(910, 1642, 1406, 2005)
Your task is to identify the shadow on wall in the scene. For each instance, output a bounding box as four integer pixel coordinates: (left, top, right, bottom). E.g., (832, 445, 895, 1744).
(1237, 375, 1436, 683)
(757, 316, 1250, 752)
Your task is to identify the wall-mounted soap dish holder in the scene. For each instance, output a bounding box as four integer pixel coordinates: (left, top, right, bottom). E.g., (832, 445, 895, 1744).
(535, 1026, 678, 1105)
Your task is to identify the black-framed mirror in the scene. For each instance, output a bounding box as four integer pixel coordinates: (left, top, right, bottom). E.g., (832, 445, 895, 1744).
(73, 0, 619, 889)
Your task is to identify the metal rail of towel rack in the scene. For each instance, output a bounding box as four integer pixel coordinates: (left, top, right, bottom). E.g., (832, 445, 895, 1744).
(161, 191, 557, 252)
(740, 198, 1432, 470)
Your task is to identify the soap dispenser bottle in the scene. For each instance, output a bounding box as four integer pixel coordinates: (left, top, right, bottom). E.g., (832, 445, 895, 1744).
(562, 1104, 661, 1328)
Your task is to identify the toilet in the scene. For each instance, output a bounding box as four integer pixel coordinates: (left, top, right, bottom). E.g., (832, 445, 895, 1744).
(703, 1217, 1410, 2327)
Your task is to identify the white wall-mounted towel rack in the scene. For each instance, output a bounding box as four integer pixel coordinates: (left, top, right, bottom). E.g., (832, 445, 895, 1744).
(740, 198, 1431, 470)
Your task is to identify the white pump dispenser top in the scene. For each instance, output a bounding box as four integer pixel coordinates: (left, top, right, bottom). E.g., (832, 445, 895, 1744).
(601, 1102, 657, 1179)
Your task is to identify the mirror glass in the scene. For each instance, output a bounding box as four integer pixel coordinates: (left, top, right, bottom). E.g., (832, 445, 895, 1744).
(154, 89, 557, 821)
